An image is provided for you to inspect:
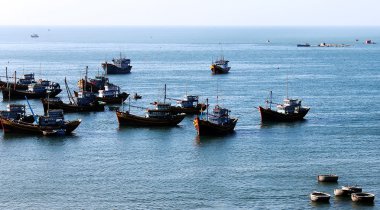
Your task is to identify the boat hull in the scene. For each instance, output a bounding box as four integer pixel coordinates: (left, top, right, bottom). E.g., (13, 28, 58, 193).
(210, 64, 230, 74)
(194, 116, 237, 136)
(41, 99, 105, 113)
(1, 118, 81, 135)
(2, 87, 62, 99)
(102, 63, 132, 74)
(116, 111, 185, 126)
(259, 106, 309, 122)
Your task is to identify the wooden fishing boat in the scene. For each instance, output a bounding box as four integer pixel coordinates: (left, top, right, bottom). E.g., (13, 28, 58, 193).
(41, 78, 105, 113)
(2, 81, 61, 99)
(259, 91, 310, 122)
(351, 193, 375, 203)
(0, 70, 36, 90)
(0, 104, 35, 127)
(317, 174, 339, 182)
(194, 99, 238, 136)
(210, 57, 230, 74)
(310, 192, 331, 202)
(96, 85, 129, 104)
(1, 109, 81, 135)
(116, 102, 185, 126)
(168, 95, 207, 114)
(77, 67, 108, 92)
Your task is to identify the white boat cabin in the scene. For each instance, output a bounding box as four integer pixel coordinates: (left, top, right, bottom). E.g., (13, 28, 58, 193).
(177, 95, 199, 108)
(277, 98, 302, 114)
(98, 85, 120, 98)
(146, 103, 172, 119)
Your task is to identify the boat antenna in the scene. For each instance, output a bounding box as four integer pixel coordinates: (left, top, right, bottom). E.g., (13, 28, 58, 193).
(269, 90, 272, 109)
(164, 84, 167, 104)
(14, 71, 16, 90)
(84, 66, 88, 92)
(5, 66, 8, 84)
(216, 80, 219, 105)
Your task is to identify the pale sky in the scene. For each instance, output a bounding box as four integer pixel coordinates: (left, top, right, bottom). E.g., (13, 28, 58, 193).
(0, 0, 379, 26)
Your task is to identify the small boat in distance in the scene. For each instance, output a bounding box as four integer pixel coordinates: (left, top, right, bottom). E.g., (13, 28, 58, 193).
(31, 34, 39, 38)
(194, 98, 237, 136)
(258, 90, 310, 122)
(210, 57, 231, 74)
(351, 193, 375, 203)
(310, 192, 331, 202)
(133, 93, 142, 100)
(297, 43, 311, 47)
(101, 53, 132, 74)
(317, 174, 339, 182)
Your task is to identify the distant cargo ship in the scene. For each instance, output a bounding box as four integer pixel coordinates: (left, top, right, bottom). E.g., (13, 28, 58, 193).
(30, 34, 39, 38)
(297, 43, 311, 47)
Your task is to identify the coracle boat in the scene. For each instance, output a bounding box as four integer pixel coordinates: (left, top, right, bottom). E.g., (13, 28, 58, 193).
(116, 102, 185, 126)
(133, 93, 142, 100)
(101, 53, 132, 74)
(193, 99, 238, 136)
(1, 109, 81, 135)
(342, 185, 362, 193)
(334, 185, 362, 196)
(41, 78, 105, 113)
(2, 80, 61, 99)
(310, 192, 331, 202)
(317, 174, 339, 182)
(259, 91, 310, 122)
(210, 56, 231, 74)
(351, 193, 375, 203)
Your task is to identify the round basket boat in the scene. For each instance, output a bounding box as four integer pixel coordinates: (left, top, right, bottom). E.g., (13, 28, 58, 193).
(317, 174, 339, 182)
(351, 192, 375, 203)
(310, 191, 331, 202)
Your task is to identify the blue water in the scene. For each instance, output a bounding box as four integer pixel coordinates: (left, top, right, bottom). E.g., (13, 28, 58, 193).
(0, 26, 379, 209)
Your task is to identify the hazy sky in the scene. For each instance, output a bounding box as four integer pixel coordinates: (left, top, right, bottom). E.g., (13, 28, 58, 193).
(0, 0, 379, 26)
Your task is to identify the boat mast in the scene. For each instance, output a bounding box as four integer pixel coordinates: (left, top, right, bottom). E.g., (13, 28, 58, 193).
(269, 90, 272, 109)
(84, 66, 88, 92)
(206, 98, 209, 121)
(14, 71, 16, 90)
(286, 73, 289, 99)
(164, 84, 167, 104)
(65, 77, 75, 105)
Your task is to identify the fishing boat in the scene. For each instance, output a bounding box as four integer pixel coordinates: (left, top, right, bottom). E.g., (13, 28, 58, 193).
(1, 109, 81, 135)
(351, 193, 375, 203)
(0, 104, 34, 124)
(101, 53, 132, 74)
(41, 78, 105, 113)
(170, 95, 206, 114)
(210, 57, 231, 74)
(258, 91, 310, 122)
(116, 102, 185, 126)
(31, 34, 39, 38)
(317, 174, 339, 182)
(193, 98, 238, 136)
(310, 192, 331, 202)
(0, 69, 36, 90)
(2, 80, 61, 99)
(77, 66, 109, 92)
(297, 43, 311, 47)
(96, 84, 129, 104)
(334, 188, 350, 196)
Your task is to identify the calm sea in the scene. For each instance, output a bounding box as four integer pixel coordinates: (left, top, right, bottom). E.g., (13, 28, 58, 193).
(0, 26, 379, 209)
